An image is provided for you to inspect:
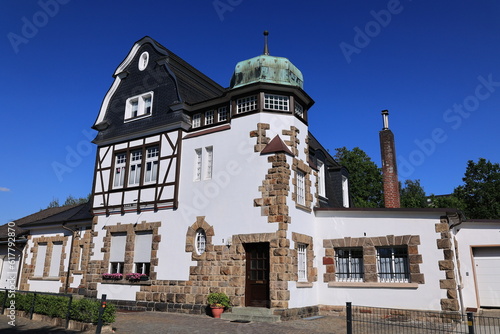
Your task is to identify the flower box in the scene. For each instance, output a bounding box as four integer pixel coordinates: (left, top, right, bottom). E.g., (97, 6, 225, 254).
(102, 273, 123, 280)
(125, 273, 149, 281)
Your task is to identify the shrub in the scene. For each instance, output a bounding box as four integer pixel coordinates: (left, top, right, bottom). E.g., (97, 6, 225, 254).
(70, 298, 116, 324)
(207, 292, 230, 308)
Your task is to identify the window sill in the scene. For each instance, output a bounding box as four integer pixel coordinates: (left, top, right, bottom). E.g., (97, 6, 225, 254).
(328, 282, 418, 289)
(296, 282, 313, 288)
(295, 203, 312, 213)
(30, 277, 60, 281)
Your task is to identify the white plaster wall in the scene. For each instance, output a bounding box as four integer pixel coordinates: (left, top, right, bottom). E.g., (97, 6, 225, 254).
(313, 210, 449, 311)
(97, 283, 140, 300)
(27, 279, 61, 293)
(454, 221, 500, 309)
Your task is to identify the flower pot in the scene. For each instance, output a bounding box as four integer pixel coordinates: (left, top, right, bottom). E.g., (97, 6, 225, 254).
(211, 306, 224, 318)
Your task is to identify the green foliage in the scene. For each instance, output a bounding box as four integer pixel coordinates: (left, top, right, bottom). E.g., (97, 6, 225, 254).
(335, 147, 383, 208)
(454, 158, 500, 219)
(428, 194, 465, 211)
(207, 292, 230, 308)
(0, 292, 115, 324)
(400, 179, 427, 208)
(46, 194, 90, 208)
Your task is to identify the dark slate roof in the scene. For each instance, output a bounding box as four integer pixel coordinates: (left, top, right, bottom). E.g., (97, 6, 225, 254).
(308, 132, 342, 168)
(21, 202, 92, 227)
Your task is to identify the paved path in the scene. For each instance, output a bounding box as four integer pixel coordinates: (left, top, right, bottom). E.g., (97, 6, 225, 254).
(0, 311, 347, 334)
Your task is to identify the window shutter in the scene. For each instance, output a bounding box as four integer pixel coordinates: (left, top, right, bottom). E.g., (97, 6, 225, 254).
(49, 243, 63, 277)
(34, 244, 47, 276)
(134, 232, 152, 262)
(110, 233, 126, 262)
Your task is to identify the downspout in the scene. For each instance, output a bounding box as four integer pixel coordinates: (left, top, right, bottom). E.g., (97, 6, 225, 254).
(449, 212, 465, 315)
(62, 224, 77, 294)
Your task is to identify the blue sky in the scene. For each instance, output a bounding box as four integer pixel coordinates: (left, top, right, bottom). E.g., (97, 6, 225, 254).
(1, 0, 500, 223)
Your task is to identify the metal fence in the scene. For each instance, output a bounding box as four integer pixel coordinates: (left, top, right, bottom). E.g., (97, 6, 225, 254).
(346, 302, 500, 334)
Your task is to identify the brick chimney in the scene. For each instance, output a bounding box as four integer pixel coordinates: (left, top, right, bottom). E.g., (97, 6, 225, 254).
(379, 110, 400, 208)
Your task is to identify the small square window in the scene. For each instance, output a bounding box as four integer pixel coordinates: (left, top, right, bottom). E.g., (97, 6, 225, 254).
(218, 107, 228, 122)
(295, 103, 304, 117)
(192, 114, 201, 128)
(125, 92, 153, 120)
(237, 96, 257, 113)
(205, 110, 214, 125)
(264, 94, 289, 111)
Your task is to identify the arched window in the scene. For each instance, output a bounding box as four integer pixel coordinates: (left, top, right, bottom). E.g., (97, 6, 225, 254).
(195, 229, 206, 255)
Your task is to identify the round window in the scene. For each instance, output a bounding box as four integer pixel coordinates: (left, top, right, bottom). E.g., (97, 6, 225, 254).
(195, 229, 206, 255)
(138, 52, 149, 71)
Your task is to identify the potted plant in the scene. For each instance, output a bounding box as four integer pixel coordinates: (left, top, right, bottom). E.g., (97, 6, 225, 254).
(207, 292, 230, 318)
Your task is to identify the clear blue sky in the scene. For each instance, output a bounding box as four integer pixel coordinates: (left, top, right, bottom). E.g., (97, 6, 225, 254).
(2, 0, 500, 223)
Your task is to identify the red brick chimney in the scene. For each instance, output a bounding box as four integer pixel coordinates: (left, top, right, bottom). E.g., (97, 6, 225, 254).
(379, 110, 400, 208)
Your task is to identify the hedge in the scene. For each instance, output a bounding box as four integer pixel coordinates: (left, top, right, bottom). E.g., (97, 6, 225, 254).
(0, 291, 116, 324)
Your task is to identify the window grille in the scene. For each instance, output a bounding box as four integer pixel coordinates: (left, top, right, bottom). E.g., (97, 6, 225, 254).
(335, 248, 364, 282)
(295, 102, 304, 117)
(297, 243, 307, 281)
(218, 106, 228, 121)
(192, 114, 201, 128)
(264, 94, 289, 111)
(205, 110, 214, 125)
(297, 171, 305, 205)
(237, 96, 257, 113)
(377, 247, 410, 283)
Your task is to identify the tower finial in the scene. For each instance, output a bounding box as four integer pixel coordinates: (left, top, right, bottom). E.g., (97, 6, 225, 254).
(263, 30, 269, 55)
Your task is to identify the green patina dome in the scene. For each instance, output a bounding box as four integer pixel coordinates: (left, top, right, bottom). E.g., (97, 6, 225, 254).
(230, 54, 303, 89)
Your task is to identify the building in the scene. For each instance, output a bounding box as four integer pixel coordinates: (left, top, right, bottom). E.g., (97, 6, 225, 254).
(9, 35, 500, 319)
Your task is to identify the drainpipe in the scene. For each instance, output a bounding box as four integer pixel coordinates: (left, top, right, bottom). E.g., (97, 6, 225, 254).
(449, 212, 465, 315)
(62, 224, 77, 294)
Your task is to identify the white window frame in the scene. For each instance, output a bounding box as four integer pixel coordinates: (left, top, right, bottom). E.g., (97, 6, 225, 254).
(113, 153, 127, 188)
(144, 146, 159, 184)
(138, 51, 149, 71)
(49, 242, 63, 277)
(128, 150, 142, 186)
(335, 248, 364, 282)
(192, 113, 201, 128)
(295, 102, 304, 117)
(34, 243, 47, 277)
(236, 95, 257, 113)
(297, 243, 307, 282)
(205, 146, 213, 180)
(342, 176, 349, 208)
(134, 231, 152, 275)
(264, 94, 289, 111)
(317, 161, 326, 198)
(296, 170, 305, 205)
(77, 245, 84, 271)
(218, 106, 228, 122)
(195, 229, 206, 255)
(377, 247, 409, 283)
(205, 110, 214, 125)
(109, 233, 126, 274)
(125, 91, 153, 121)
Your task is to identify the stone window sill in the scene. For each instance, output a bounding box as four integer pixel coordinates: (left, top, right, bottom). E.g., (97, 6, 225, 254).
(328, 282, 419, 289)
(100, 280, 151, 286)
(295, 203, 312, 213)
(30, 277, 60, 281)
(296, 282, 313, 288)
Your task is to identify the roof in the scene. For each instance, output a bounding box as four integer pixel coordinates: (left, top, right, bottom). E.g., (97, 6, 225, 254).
(260, 135, 294, 156)
(21, 202, 92, 227)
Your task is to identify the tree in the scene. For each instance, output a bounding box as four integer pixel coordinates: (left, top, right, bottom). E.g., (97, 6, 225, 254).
(46, 194, 90, 209)
(400, 179, 427, 208)
(427, 193, 465, 211)
(454, 158, 500, 219)
(335, 147, 383, 208)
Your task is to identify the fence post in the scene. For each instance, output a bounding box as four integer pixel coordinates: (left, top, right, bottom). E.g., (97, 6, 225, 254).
(29, 293, 37, 320)
(467, 312, 475, 334)
(346, 302, 352, 334)
(65, 294, 73, 329)
(95, 294, 107, 334)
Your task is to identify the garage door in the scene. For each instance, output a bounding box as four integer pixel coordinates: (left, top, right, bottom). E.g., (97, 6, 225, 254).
(474, 247, 500, 307)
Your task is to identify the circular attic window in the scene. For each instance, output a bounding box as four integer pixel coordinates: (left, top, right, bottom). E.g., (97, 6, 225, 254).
(138, 52, 149, 71)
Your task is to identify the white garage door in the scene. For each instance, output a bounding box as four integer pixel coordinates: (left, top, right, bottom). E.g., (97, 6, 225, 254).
(474, 247, 500, 307)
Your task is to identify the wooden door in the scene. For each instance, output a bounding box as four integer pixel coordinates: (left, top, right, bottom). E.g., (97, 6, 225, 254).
(244, 243, 270, 307)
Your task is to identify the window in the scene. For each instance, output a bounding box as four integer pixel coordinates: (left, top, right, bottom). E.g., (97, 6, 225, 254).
(192, 114, 201, 128)
(138, 51, 149, 71)
(134, 232, 152, 275)
(205, 147, 213, 179)
(113, 153, 126, 188)
(128, 150, 142, 186)
(297, 243, 307, 281)
(237, 96, 257, 113)
(264, 94, 289, 111)
(295, 102, 304, 117)
(194, 149, 202, 181)
(342, 176, 349, 208)
(205, 110, 214, 125)
(317, 161, 326, 198)
(109, 233, 126, 274)
(296, 171, 305, 205)
(335, 248, 363, 282)
(125, 92, 153, 120)
(218, 107, 228, 122)
(77, 245, 84, 271)
(195, 229, 206, 255)
(49, 242, 63, 277)
(144, 147, 159, 184)
(34, 243, 47, 277)
(377, 247, 409, 283)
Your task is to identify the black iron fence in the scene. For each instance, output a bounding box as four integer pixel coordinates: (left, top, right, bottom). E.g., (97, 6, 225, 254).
(346, 302, 500, 334)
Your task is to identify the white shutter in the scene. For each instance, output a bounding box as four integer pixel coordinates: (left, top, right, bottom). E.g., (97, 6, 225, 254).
(49, 243, 63, 277)
(110, 233, 126, 262)
(34, 244, 47, 276)
(134, 232, 152, 262)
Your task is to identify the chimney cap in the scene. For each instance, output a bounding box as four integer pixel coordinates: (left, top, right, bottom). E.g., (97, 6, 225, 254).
(381, 109, 389, 130)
